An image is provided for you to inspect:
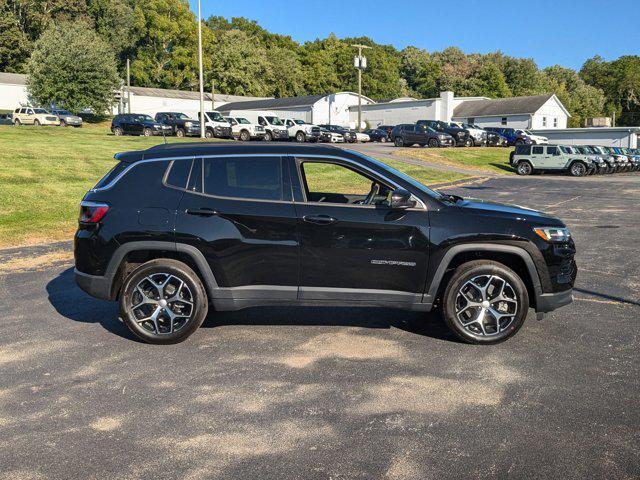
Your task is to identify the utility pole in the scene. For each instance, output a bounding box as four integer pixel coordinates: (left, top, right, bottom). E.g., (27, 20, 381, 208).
(211, 80, 215, 110)
(197, 0, 205, 138)
(126, 58, 131, 114)
(351, 44, 372, 132)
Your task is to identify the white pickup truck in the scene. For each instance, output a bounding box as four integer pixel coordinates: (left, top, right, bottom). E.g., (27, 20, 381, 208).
(283, 118, 322, 143)
(200, 111, 233, 139)
(224, 116, 266, 141)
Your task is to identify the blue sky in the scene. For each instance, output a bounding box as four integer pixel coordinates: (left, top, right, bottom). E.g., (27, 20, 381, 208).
(190, 0, 639, 70)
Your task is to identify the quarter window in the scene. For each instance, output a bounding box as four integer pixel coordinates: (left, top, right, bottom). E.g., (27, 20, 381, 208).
(202, 157, 282, 201)
(532, 146, 544, 155)
(501, 117, 507, 125)
(165, 159, 193, 189)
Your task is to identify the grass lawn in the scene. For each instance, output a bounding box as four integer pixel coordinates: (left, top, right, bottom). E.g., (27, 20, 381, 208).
(396, 146, 514, 174)
(0, 123, 468, 248)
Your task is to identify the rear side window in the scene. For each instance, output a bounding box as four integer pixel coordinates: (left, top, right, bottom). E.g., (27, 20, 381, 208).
(532, 146, 544, 155)
(515, 145, 531, 155)
(165, 159, 193, 189)
(202, 157, 282, 201)
(93, 161, 129, 189)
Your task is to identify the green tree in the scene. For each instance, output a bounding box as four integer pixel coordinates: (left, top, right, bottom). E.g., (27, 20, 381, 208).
(26, 20, 120, 114)
(470, 62, 512, 98)
(87, 0, 137, 67)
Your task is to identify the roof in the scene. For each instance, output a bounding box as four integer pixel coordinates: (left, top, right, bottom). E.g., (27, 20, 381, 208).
(0, 72, 27, 85)
(218, 94, 328, 112)
(453, 94, 567, 118)
(127, 86, 266, 104)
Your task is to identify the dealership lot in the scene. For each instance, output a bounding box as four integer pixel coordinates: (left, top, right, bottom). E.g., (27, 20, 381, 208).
(0, 172, 638, 479)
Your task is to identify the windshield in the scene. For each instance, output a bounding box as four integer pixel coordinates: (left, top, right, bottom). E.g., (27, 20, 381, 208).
(265, 116, 283, 126)
(206, 111, 225, 122)
(294, 119, 307, 125)
(560, 146, 572, 154)
(348, 151, 440, 200)
(134, 114, 154, 122)
(522, 130, 533, 135)
(33, 108, 49, 114)
(236, 117, 251, 124)
(55, 110, 72, 115)
(224, 117, 237, 125)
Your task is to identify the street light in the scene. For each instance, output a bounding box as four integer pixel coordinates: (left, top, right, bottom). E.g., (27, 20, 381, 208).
(197, 0, 205, 139)
(351, 44, 372, 132)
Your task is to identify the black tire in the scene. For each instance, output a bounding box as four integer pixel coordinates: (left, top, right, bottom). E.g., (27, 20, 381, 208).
(34, 119, 40, 126)
(14, 119, 21, 126)
(119, 259, 208, 345)
(569, 161, 587, 177)
(176, 128, 185, 138)
(516, 161, 533, 176)
(394, 137, 404, 147)
(143, 127, 153, 137)
(464, 137, 473, 147)
(295, 131, 306, 143)
(380, 136, 387, 143)
(239, 130, 250, 142)
(263, 131, 273, 142)
(428, 138, 439, 148)
(204, 128, 214, 139)
(515, 139, 525, 146)
(60, 119, 67, 127)
(113, 126, 123, 136)
(441, 260, 529, 344)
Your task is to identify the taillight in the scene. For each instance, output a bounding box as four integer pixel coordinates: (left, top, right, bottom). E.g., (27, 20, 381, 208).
(79, 201, 109, 224)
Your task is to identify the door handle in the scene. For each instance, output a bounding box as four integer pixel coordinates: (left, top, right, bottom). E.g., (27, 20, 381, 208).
(303, 214, 337, 225)
(186, 207, 219, 217)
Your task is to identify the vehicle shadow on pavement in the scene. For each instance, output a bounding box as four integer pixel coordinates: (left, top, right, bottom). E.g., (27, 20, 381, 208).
(574, 287, 640, 307)
(204, 307, 460, 343)
(45, 268, 140, 342)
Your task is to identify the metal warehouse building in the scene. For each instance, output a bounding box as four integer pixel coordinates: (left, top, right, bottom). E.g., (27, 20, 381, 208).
(218, 92, 374, 126)
(531, 127, 640, 148)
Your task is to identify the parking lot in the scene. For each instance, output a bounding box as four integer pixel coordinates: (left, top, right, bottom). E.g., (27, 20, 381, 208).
(1, 165, 639, 479)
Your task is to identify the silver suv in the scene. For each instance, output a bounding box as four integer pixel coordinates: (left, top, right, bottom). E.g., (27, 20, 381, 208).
(510, 144, 595, 177)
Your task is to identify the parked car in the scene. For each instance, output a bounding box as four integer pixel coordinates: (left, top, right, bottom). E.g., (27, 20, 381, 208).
(376, 125, 395, 141)
(416, 120, 472, 147)
(283, 118, 321, 142)
(228, 110, 289, 141)
(621, 148, 640, 171)
(74, 142, 576, 345)
(363, 128, 389, 142)
(200, 111, 232, 139)
(225, 116, 265, 141)
(154, 112, 201, 137)
(0, 112, 12, 125)
(391, 124, 455, 148)
(569, 145, 608, 174)
(51, 109, 83, 128)
(318, 127, 345, 143)
(13, 107, 60, 126)
(510, 144, 593, 176)
(600, 146, 630, 172)
(485, 130, 508, 147)
(111, 114, 172, 137)
(451, 122, 487, 146)
(587, 146, 618, 173)
(318, 124, 357, 143)
(485, 127, 548, 146)
(354, 131, 370, 142)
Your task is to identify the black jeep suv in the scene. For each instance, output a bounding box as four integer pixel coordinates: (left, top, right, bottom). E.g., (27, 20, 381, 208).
(75, 143, 576, 345)
(391, 124, 455, 147)
(417, 120, 472, 147)
(154, 112, 201, 137)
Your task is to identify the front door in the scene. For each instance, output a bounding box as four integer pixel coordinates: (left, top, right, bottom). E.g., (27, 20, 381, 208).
(176, 155, 298, 300)
(289, 156, 430, 303)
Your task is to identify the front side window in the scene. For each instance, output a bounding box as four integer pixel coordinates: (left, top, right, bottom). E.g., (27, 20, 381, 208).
(33, 108, 48, 114)
(515, 145, 531, 155)
(203, 157, 282, 201)
(299, 160, 391, 206)
(265, 116, 283, 126)
(546, 146, 559, 155)
(206, 111, 225, 122)
(236, 117, 250, 124)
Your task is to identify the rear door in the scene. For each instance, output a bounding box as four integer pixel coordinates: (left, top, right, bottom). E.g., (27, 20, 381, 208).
(289, 156, 430, 303)
(530, 145, 545, 168)
(175, 155, 298, 300)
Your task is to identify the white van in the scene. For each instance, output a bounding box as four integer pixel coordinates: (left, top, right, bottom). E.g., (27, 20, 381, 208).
(199, 111, 233, 139)
(282, 118, 321, 143)
(227, 110, 289, 141)
(224, 116, 266, 141)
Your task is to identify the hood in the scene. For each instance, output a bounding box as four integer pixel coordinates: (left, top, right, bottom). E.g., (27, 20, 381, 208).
(456, 197, 562, 224)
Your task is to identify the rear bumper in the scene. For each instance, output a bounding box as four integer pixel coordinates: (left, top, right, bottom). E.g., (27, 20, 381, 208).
(75, 269, 113, 301)
(536, 288, 573, 313)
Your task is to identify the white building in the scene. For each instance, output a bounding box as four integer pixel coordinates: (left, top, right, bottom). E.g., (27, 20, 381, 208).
(451, 94, 570, 129)
(218, 92, 374, 128)
(0, 72, 30, 110)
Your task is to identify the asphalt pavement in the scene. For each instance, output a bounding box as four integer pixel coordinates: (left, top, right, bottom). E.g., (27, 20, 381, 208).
(1, 171, 638, 479)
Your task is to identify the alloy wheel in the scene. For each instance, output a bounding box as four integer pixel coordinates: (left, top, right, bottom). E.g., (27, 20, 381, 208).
(455, 274, 518, 336)
(129, 273, 195, 335)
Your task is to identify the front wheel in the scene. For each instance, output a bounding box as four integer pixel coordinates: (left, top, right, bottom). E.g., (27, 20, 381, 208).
(295, 131, 306, 143)
(442, 260, 529, 344)
(239, 130, 250, 142)
(263, 131, 273, 142)
(394, 137, 404, 147)
(569, 162, 587, 177)
(176, 128, 185, 138)
(428, 138, 439, 148)
(34, 119, 40, 126)
(113, 126, 123, 136)
(204, 128, 214, 139)
(143, 127, 153, 137)
(464, 137, 473, 147)
(13, 119, 21, 126)
(119, 259, 208, 344)
(380, 136, 387, 143)
(60, 120, 67, 127)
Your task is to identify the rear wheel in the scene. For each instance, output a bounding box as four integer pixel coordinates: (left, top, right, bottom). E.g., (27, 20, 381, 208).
(442, 260, 529, 344)
(119, 259, 208, 344)
(516, 161, 533, 175)
(569, 161, 587, 177)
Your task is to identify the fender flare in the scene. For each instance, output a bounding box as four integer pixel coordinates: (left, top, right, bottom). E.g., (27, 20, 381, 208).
(422, 243, 543, 306)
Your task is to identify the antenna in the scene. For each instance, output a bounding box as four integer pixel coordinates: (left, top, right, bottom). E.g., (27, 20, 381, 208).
(162, 129, 167, 145)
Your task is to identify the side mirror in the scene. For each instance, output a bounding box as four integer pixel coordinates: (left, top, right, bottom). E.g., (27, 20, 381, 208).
(390, 188, 416, 209)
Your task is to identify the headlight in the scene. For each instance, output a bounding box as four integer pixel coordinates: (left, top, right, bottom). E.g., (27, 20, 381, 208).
(184, 121, 193, 128)
(457, 132, 465, 138)
(533, 227, 571, 243)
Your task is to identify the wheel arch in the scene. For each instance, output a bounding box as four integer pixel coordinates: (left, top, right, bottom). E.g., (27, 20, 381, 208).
(424, 244, 543, 310)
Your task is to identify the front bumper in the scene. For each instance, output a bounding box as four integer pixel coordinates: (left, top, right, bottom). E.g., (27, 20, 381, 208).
(213, 126, 233, 138)
(271, 129, 289, 140)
